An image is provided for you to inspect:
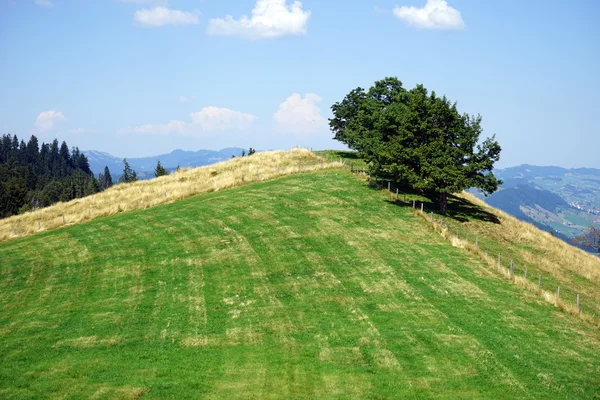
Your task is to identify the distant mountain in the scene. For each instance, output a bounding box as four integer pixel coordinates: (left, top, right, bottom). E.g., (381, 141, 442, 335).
(473, 165, 600, 243)
(83, 148, 246, 178)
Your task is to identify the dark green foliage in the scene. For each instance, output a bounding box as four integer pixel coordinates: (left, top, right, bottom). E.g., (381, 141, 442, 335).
(330, 77, 502, 214)
(154, 160, 168, 177)
(98, 166, 113, 191)
(119, 159, 137, 184)
(0, 134, 102, 219)
(248, 147, 256, 156)
(85, 176, 101, 196)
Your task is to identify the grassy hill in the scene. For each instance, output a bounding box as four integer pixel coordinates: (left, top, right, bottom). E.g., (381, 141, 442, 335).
(1, 154, 600, 398)
(0, 149, 340, 241)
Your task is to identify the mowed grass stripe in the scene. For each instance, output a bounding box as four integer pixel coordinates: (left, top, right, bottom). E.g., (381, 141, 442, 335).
(0, 170, 599, 399)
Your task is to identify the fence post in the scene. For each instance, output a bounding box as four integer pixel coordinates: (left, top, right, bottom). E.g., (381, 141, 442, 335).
(62, 215, 65, 224)
(88, 209, 91, 217)
(413, 200, 415, 209)
(497, 253, 501, 272)
(13, 228, 16, 236)
(577, 294, 580, 313)
(396, 188, 399, 200)
(38, 221, 40, 229)
(538, 275, 542, 290)
(320, 160, 323, 168)
(557, 286, 560, 298)
(510, 260, 514, 278)
(524, 267, 528, 280)
(420, 203, 424, 212)
(475, 236, 478, 248)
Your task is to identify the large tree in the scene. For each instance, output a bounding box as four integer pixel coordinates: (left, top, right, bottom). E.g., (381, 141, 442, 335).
(330, 77, 502, 214)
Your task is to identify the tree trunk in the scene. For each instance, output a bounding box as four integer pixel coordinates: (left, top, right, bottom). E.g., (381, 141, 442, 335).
(439, 193, 447, 215)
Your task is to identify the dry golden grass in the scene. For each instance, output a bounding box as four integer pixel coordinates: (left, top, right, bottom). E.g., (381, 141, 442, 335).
(460, 192, 600, 282)
(416, 192, 600, 327)
(0, 149, 341, 242)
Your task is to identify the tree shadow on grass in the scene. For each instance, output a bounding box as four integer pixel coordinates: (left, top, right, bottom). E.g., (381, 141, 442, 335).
(445, 195, 500, 224)
(327, 150, 362, 160)
(381, 189, 500, 224)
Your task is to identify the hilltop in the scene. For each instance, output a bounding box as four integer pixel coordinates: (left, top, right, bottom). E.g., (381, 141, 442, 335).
(1, 151, 599, 399)
(0, 149, 338, 242)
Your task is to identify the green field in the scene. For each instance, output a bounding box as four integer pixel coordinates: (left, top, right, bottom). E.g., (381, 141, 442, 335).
(1, 169, 599, 399)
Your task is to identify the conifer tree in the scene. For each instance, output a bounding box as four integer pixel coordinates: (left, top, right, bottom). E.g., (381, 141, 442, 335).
(154, 160, 168, 177)
(105, 166, 113, 187)
(119, 158, 137, 183)
(100, 166, 113, 189)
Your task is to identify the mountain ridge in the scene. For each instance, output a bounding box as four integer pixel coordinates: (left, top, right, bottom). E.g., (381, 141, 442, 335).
(83, 147, 246, 176)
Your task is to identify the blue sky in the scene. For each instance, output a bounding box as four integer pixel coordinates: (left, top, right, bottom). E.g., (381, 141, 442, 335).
(0, 0, 598, 168)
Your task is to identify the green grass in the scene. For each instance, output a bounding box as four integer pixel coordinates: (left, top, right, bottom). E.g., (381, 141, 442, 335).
(315, 150, 368, 169)
(412, 192, 600, 322)
(1, 169, 600, 399)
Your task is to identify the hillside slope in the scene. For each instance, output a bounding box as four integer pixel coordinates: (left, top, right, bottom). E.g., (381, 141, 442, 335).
(0, 149, 338, 242)
(413, 189, 600, 321)
(1, 169, 599, 399)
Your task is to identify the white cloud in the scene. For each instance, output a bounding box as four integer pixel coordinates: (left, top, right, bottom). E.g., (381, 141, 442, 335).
(190, 107, 257, 132)
(134, 6, 199, 27)
(393, 0, 464, 30)
(179, 95, 195, 104)
(207, 0, 311, 40)
(119, 107, 257, 135)
(34, 110, 66, 132)
(35, 0, 54, 7)
(118, 120, 188, 135)
(274, 93, 327, 134)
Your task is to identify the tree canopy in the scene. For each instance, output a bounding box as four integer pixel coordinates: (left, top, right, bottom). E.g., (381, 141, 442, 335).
(329, 77, 502, 214)
(0, 134, 105, 218)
